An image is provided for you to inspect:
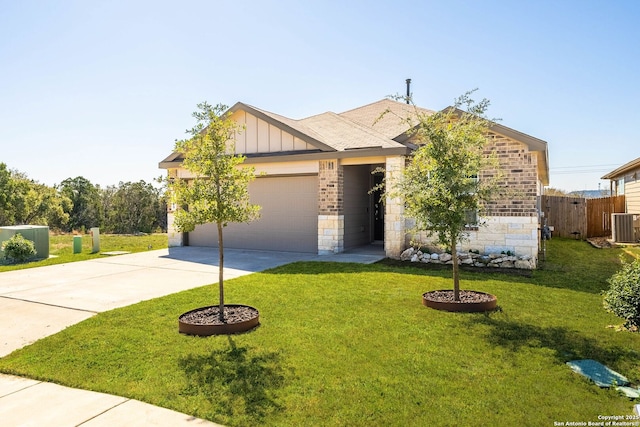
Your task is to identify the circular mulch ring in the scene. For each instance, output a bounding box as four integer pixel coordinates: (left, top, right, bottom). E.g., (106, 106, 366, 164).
(178, 304, 259, 336)
(422, 290, 497, 312)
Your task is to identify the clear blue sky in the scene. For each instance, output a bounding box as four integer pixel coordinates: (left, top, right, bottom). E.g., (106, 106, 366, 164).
(1, 0, 638, 192)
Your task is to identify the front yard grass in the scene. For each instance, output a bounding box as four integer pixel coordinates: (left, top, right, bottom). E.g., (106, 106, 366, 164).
(0, 238, 639, 426)
(0, 233, 168, 272)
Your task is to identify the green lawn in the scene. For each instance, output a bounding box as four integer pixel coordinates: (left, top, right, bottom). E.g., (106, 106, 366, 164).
(1, 239, 639, 426)
(0, 233, 168, 272)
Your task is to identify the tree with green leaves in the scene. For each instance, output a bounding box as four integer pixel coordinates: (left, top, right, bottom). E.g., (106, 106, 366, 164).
(168, 102, 260, 321)
(58, 176, 102, 232)
(15, 180, 70, 228)
(0, 163, 19, 225)
(393, 91, 500, 301)
(104, 180, 165, 234)
(0, 163, 70, 228)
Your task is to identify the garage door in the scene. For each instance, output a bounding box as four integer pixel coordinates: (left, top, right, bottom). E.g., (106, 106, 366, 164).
(188, 175, 318, 253)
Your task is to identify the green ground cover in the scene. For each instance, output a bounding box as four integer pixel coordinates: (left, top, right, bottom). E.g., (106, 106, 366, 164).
(0, 238, 639, 426)
(0, 233, 168, 272)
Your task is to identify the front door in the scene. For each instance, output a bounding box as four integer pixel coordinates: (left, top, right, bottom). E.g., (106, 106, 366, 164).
(373, 173, 384, 241)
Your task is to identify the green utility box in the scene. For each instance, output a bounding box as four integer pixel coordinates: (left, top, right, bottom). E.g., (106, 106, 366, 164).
(73, 235, 82, 254)
(0, 225, 50, 260)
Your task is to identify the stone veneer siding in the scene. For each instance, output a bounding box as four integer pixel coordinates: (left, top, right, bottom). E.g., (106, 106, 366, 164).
(318, 160, 345, 254)
(406, 216, 539, 265)
(463, 216, 538, 261)
(167, 212, 184, 247)
(384, 156, 406, 258)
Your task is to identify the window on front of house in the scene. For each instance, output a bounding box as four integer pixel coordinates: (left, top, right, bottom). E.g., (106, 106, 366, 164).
(465, 209, 478, 228)
(617, 178, 625, 195)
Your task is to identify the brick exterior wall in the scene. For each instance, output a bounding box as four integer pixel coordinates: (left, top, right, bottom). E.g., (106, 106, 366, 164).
(482, 134, 539, 216)
(318, 160, 343, 215)
(318, 160, 345, 254)
(400, 135, 542, 267)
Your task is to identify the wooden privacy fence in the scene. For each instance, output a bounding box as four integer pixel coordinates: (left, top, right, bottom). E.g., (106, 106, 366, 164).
(587, 195, 626, 238)
(540, 195, 625, 239)
(540, 195, 586, 239)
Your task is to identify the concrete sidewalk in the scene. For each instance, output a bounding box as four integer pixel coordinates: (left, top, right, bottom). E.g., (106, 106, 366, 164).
(0, 245, 384, 426)
(0, 374, 217, 426)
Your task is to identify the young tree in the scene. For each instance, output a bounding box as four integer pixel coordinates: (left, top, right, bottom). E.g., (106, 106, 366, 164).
(394, 91, 500, 301)
(168, 102, 260, 321)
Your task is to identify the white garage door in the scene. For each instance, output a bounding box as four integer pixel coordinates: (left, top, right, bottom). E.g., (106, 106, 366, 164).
(188, 175, 318, 253)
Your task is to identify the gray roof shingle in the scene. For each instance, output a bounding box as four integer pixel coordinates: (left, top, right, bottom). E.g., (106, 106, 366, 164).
(300, 111, 405, 151)
(339, 99, 434, 140)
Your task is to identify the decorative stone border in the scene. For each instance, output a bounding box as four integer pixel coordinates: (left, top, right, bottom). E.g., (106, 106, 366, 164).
(400, 247, 534, 269)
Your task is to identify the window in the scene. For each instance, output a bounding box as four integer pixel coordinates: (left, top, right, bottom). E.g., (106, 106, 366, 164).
(464, 209, 478, 228)
(617, 178, 625, 196)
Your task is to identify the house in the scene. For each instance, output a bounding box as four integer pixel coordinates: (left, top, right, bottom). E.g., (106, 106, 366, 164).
(602, 156, 640, 214)
(159, 99, 549, 267)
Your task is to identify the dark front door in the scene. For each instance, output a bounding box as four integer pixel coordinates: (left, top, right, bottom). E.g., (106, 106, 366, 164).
(373, 173, 384, 241)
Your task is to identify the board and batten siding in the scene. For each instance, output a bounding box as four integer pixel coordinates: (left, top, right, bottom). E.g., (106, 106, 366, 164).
(231, 110, 315, 154)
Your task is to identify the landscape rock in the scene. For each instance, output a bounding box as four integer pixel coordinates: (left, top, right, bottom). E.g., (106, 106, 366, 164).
(399, 247, 536, 270)
(439, 253, 452, 262)
(400, 248, 414, 261)
(515, 260, 532, 269)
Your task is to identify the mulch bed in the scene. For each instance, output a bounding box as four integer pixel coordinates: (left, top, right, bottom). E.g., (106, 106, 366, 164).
(423, 289, 495, 304)
(179, 305, 259, 326)
(587, 237, 617, 248)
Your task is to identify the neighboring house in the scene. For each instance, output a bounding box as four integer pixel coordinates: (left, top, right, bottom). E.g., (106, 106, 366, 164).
(602, 156, 640, 214)
(159, 99, 549, 267)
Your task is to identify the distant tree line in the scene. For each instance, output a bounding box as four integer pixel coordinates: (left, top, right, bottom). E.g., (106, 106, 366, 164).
(0, 163, 167, 234)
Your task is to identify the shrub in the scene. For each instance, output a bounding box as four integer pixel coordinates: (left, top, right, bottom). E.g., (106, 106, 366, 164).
(603, 257, 640, 330)
(1, 233, 37, 263)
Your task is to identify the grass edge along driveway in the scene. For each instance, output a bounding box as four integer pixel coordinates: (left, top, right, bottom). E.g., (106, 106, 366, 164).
(0, 234, 168, 272)
(1, 238, 639, 426)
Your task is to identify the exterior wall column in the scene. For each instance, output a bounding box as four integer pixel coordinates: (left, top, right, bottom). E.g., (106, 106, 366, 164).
(318, 159, 344, 254)
(167, 210, 184, 247)
(385, 156, 406, 258)
(166, 169, 184, 247)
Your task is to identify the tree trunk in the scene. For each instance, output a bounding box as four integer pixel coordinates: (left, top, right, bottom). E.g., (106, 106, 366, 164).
(217, 222, 225, 322)
(451, 235, 460, 301)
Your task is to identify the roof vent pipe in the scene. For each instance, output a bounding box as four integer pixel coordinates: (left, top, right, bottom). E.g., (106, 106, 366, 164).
(405, 78, 411, 104)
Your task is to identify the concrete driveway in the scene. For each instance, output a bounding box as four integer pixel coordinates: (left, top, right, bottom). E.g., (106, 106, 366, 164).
(0, 245, 384, 426)
(0, 246, 337, 356)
